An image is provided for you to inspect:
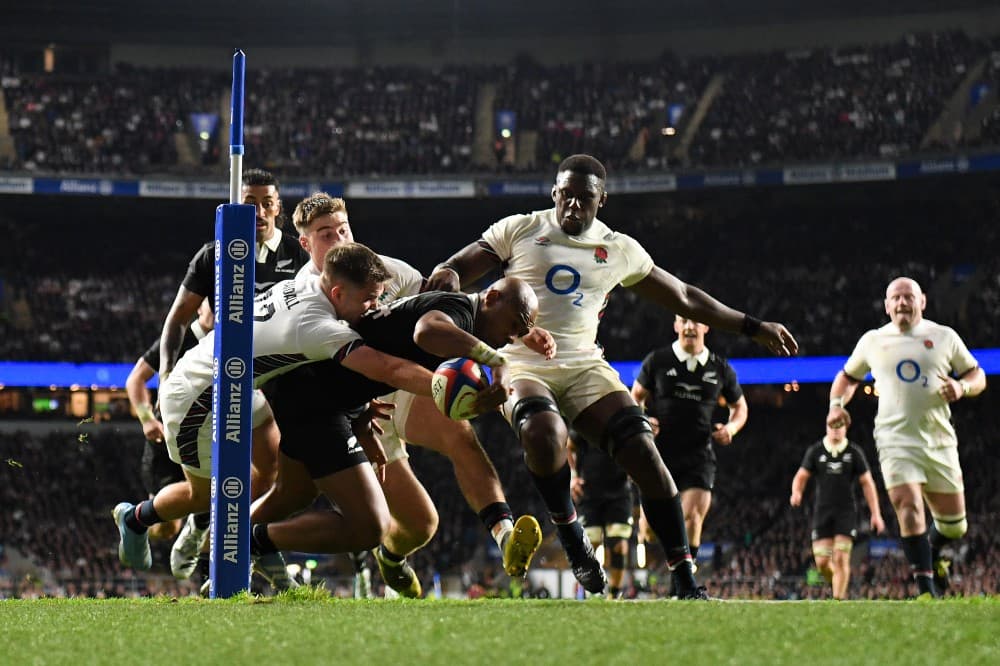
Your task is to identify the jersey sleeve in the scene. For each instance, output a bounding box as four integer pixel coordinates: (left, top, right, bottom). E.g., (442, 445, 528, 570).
(721, 359, 744, 403)
(480, 214, 524, 261)
(945, 326, 979, 376)
(851, 444, 872, 476)
(181, 242, 214, 297)
(300, 316, 364, 361)
(842, 331, 873, 381)
(140, 337, 161, 369)
(635, 350, 658, 391)
(800, 444, 819, 473)
(432, 294, 476, 334)
(381, 255, 425, 300)
(616, 233, 655, 287)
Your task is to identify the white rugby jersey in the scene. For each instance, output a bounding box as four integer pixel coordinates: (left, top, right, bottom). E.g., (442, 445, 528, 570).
(295, 254, 423, 302)
(172, 275, 362, 398)
(843, 318, 978, 450)
(480, 208, 654, 359)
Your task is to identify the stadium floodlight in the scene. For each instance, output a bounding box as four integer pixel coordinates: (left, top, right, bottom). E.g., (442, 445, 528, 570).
(209, 49, 256, 599)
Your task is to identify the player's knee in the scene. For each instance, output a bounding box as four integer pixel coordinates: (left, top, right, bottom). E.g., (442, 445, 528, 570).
(584, 525, 603, 547)
(512, 396, 561, 442)
(813, 545, 833, 562)
(933, 513, 967, 540)
(606, 537, 628, 570)
(602, 406, 653, 460)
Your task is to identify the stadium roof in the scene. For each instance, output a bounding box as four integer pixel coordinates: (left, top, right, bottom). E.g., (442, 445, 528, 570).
(3, 0, 998, 45)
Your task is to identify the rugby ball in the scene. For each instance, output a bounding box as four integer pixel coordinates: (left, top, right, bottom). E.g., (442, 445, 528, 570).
(432, 357, 487, 420)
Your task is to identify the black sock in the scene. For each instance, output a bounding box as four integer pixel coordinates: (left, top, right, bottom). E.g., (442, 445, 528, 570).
(477, 502, 513, 533)
(528, 463, 576, 523)
(900, 533, 936, 596)
(641, 495, 695, 591)
(691, 544, 700, 561)
(609, 586, 622, 598)
(379, 544, 405, 563)
(529, 463, 587, 559)
(250, 523, 277, 556)
(125, 499, 162, 533)
(193, 512, 211, 530)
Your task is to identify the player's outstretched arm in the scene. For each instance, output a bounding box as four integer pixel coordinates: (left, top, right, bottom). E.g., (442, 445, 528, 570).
(341, 346, 435, 398)
(628, 266, 798, 356)
(425, 242, 503, 292)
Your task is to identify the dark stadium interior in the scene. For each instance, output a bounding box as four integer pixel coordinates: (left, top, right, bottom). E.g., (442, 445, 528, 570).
(1, 1, 999, 602)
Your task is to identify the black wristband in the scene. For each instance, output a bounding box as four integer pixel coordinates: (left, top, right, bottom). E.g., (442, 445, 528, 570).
(741, 315, 762, 337)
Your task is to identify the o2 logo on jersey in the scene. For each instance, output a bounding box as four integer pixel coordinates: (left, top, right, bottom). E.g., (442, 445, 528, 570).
(896, 359, 928, 386)
(545, 264, 584, 307)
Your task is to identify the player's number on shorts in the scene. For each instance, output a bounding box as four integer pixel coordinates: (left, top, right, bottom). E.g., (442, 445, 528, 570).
(896, 359, 928, 387)
(545, 264, 584, 307)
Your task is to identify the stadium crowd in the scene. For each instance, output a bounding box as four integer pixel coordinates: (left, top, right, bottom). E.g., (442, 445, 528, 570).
(3, 30, 1000, 176)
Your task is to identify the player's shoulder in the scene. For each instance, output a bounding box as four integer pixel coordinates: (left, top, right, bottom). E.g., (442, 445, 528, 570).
(920, 318, 964, 342)
(378, 254, 421, 280)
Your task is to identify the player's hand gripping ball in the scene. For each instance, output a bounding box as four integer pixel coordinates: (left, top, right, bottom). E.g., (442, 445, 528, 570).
(432, 357, 488, 420)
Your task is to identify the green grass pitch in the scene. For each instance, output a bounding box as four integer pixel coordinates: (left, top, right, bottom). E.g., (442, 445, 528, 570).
(2, 593, 998, 665)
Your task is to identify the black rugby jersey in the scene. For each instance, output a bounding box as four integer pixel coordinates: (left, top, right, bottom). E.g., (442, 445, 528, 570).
(273, 291, 479, 413)
(354, 291, 477, 371)
(800, 441, 871, 515)
(635, 346, 742, 453)
(181, 231, 309, 309)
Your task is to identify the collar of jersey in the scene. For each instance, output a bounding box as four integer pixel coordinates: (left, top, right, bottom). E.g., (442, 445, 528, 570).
(672, 340, 710, 370)
(822, 436, 848, 456)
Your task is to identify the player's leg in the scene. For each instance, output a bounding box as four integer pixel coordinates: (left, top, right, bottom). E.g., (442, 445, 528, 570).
(171, 398, 280, 580)
(574, 391, 705, 600)
(831, 536, 854, 600)
(882, 450, 937, 597)
(249, 452, 319, 524)
(375, 457, 437, 598)
(811, 537, 834, 586)
(508, 380, 602, 590)
(605, 522, 632, 599)
(680, 487, 712, 563)
(255, 462, 390, 554)
(922, 446, 967, 594)
(399, 392, 539, 575)
(141, 439, 184, 541)
(113, 469, 211, 571)
(888, 482, 937, 597)
(249, 407, 280, 500)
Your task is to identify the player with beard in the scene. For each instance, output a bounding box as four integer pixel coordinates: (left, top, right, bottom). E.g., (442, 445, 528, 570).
(827, 277, 985, 597)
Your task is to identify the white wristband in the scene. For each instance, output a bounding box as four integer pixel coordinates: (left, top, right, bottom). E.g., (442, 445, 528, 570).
(135, 403, 155, 424)
(469, 340, 506, 367)
(959, 380, 971, 397)
(725, 423, 739, 438)
(829, 397, 844, 409)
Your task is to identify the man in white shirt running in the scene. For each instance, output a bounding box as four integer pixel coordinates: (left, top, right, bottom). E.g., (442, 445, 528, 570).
(827, 277, 986, 597)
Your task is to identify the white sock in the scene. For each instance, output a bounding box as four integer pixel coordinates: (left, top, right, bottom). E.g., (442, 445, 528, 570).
(492, 519, 514, 550)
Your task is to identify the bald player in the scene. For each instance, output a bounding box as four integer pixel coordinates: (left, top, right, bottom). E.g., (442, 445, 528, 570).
(827, 277, 986, 597)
